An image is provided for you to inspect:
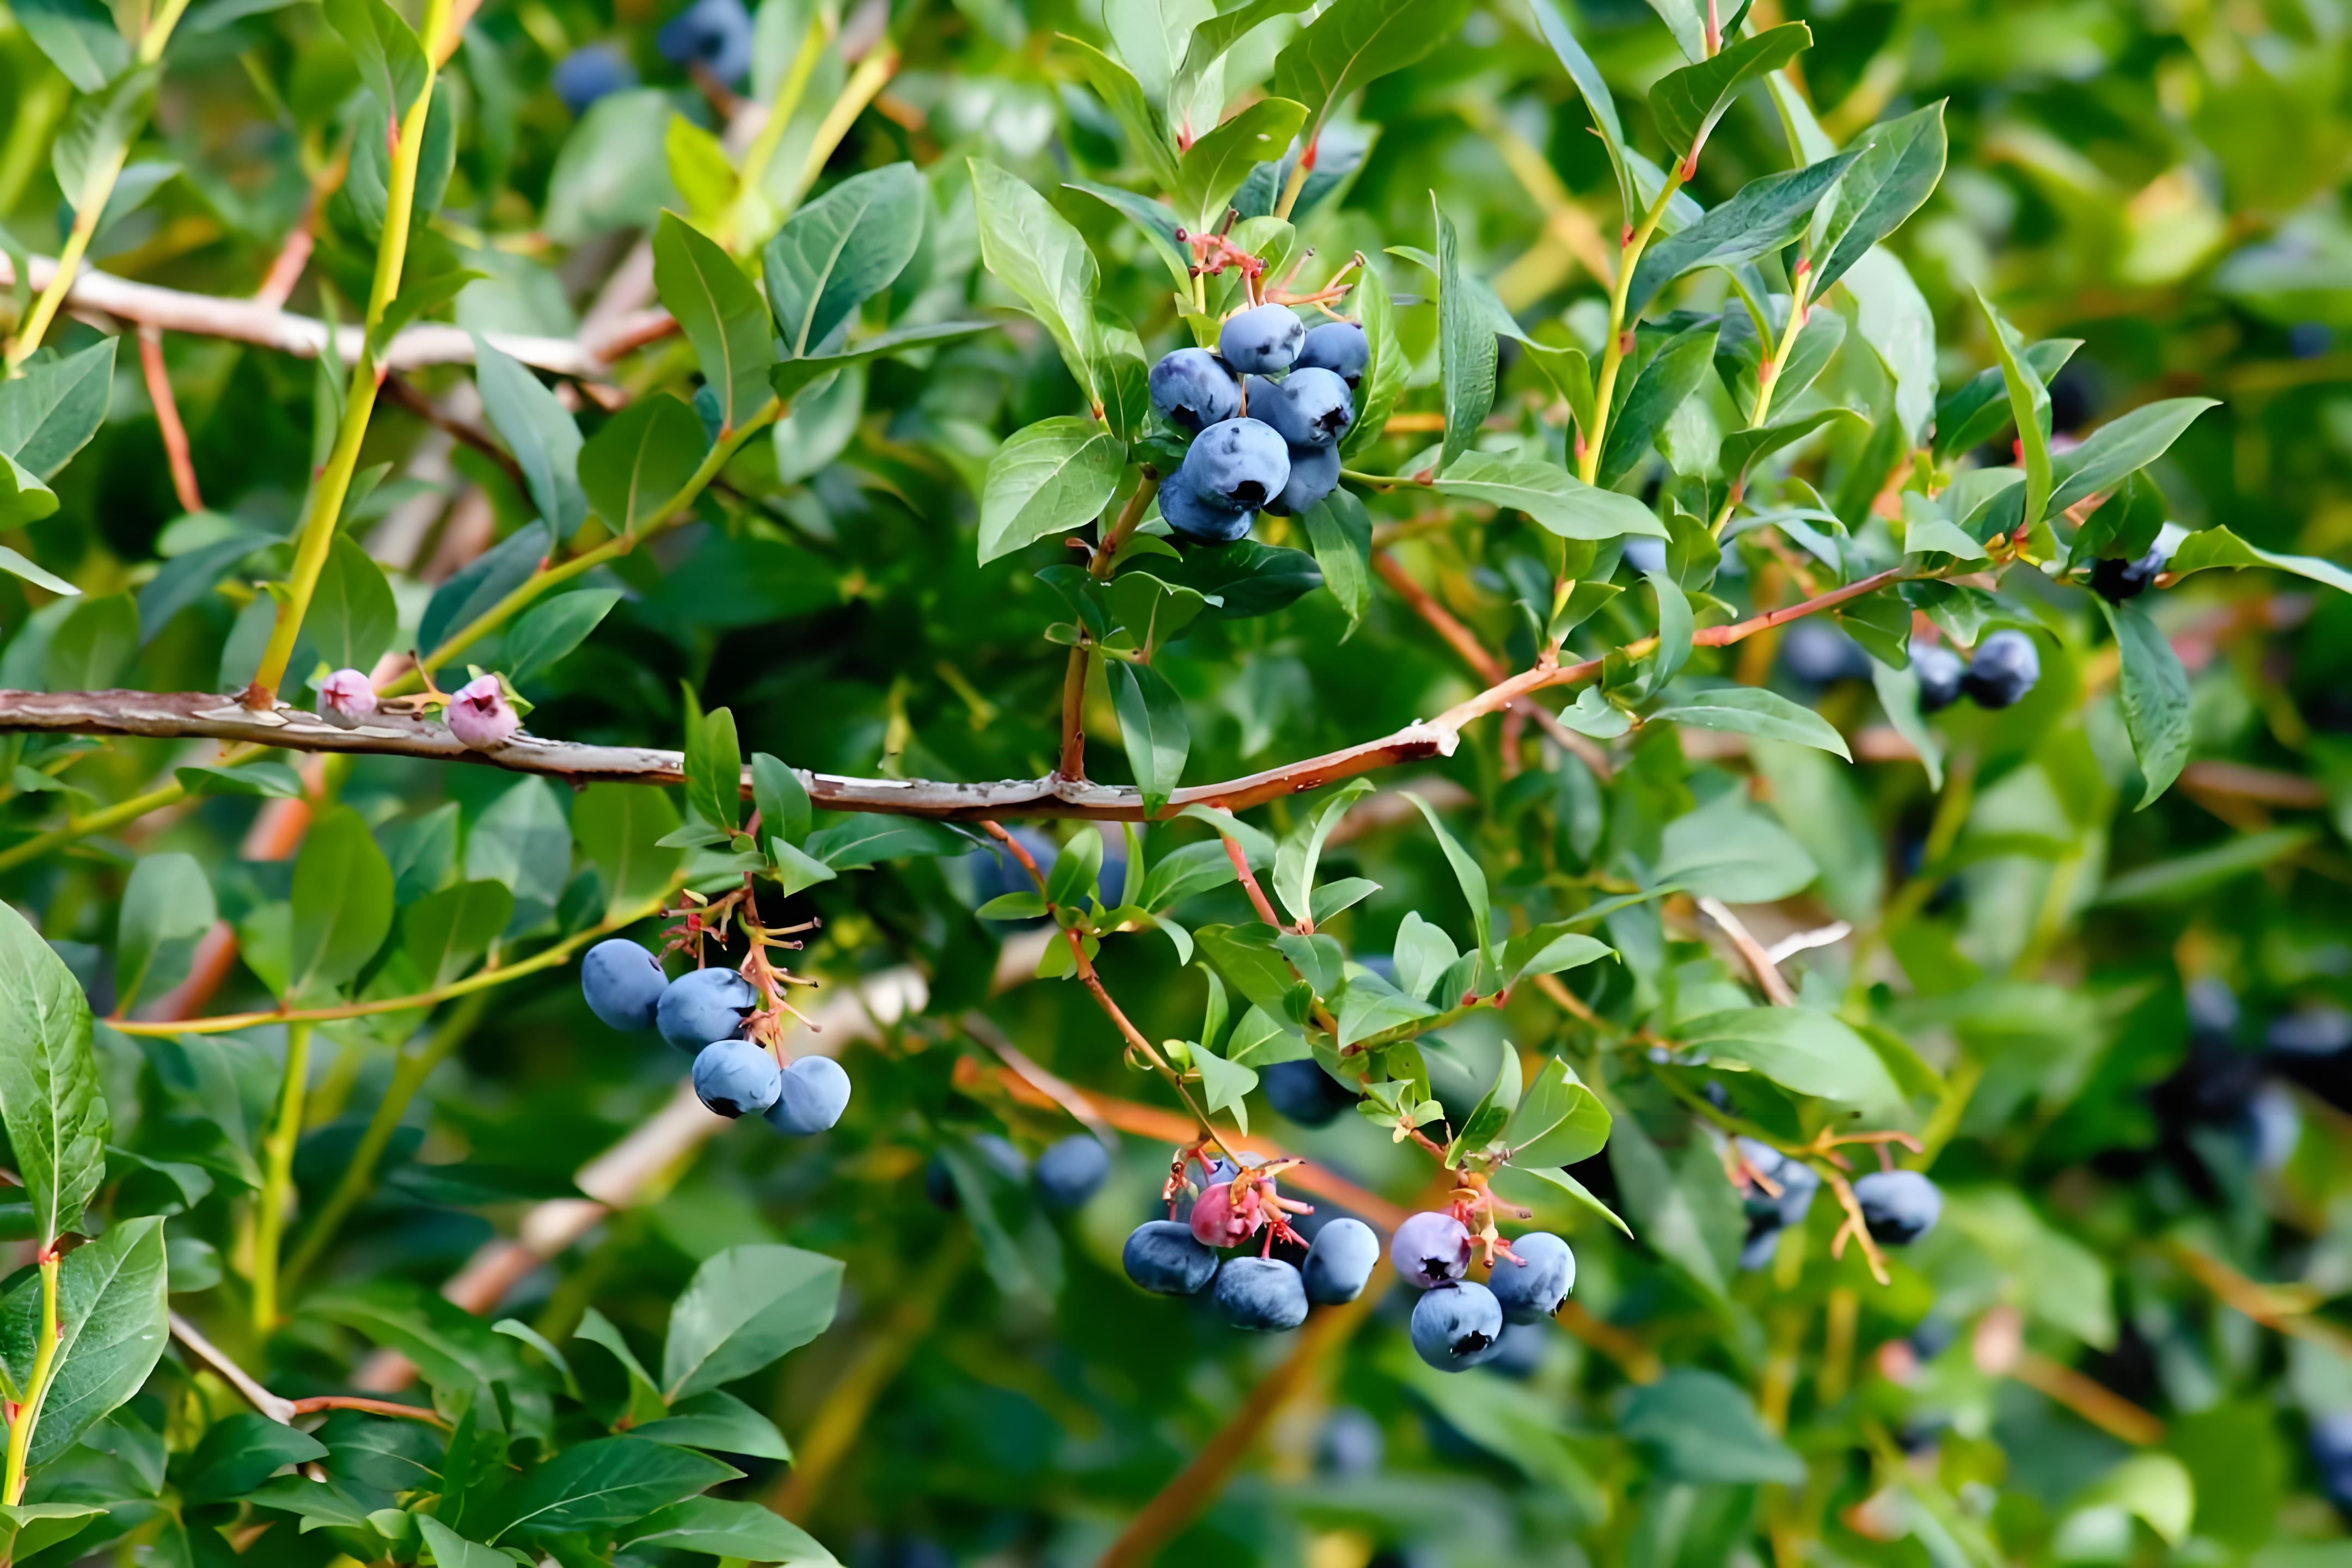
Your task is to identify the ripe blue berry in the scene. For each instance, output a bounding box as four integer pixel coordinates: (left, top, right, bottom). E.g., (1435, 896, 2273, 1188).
(1739, 1138, 1818, 1230)
(1296, 320, 1368, 389)
(1213, 1255, 1309, 1330)
(1853, 1168, 1942, 1245)
(580, 938, 665, 1031)
(657, 967, 756, 1053)
(2270, 1006, 2352, 1057)
(1123, 1220, 1218, 1295)
(1389, 1210, 1471, 1289)
(2313, 1413, 2352, 1518)
(656, 0, 752, 82)
(1264, 443, 1340, 517)
(552, 44, 636, 116)
(1253, 367, 1354, 450)
(1487, 1232, 1574, 1324)
(1410, 1281, 1504, 1370)
(1911, 641, 1965, 713)
(1159, 475, 1253, 543)
(1962, 629, 2040, 708)
(1148, 347, 1241, 433)
(1218, 303, 1304, 374)
(1264, 1058, 1356, 1127)
(693, 1039, 782, 1118)
(1033, 1135, 1111, 1211)
(2090, 543, 2167, 602)
(1179, 416, 1289, 512)
(1302, 1217, 1379, 1304)
(1781, 621, 1871, 685)
(764, 1055, 852, 1135)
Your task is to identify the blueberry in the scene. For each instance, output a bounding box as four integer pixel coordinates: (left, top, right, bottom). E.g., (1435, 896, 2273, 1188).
(1739, 1138, 1818, 1230)
(2316, 1413, 2352, 1518)
(580, 938, 665, 1031)
(1296, 320, 1368, 389)
(1263, 443, 1340, 518)
(1158, 474, 1253, 544)
(762, 1055, 850, 1134)
(1781, 620, 1872, 685)
(1487, 1232, 1573, 1324)
(973, 1133, 1029, 1181)
(1961, 629, 2039, 708)
(2270, 1006, 2352, 1057)
(657, 967, 757, 1053)
(1033, 1135, 1111, 1211)
(1302, 1217, 1379, 1304)
(1218, 303, 1304, 375)
(971, 826, 1126, 913)
(1389, 1210, 1471, 1289)
(1480, 1320, 1548, 1380)
(1148, 347, 1241, 433)
(1213, 1255, 1309, 1330)
(2090, 543, 2167, 602)
(1264, 1059, 1356, 1126)
(1410, 1281, 1504, 1370)
(1179, 417, 1289, 513)
(924, 1156, 960, 1209)
(1123, 1220, 1219, 1295)
(1739, 1225, 1784, 1271)
(693, 1039, 782, 1118)
(1253, 367, 1354, 450)
(1318, 1407, 1383, 1475)
(552, 43, 636, 116)
(1911, 641, 1965, 713)
(656, 0, 752, 83)
(1853, 1169, 1942, 1246)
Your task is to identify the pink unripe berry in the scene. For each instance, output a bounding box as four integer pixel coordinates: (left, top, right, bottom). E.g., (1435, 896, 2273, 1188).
(448, 675, 519, 749)
(1189, 1179, 1261, 1247)
(319, 668, 377, 726)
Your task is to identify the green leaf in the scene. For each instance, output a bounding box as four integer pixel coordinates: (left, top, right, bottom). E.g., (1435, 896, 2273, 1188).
(1195, 923, 1302, 1020)
(1599, 318, 1719, 488)
(1435, 203, 1496, 470)
(1175, 98, 1307, 232)
(684, 701, 744, 835)
(177, 761, 305, 799)
(503, 588, 621, 685)
(1270, 0, 1472, 144)
(1868, 657, 1945, 790)
(43, 590, 134, 689)
(1812, 100, 1947, 293)
(16, 0, 128, 91)
(114, 853, 217, 1015)
(1063, 37, 1181, 192)
(2100, 597, 2192, 808)
(1140, 840, 1240, 911)
(1933, 337, 2078, 462)
(629, 1390, 793, 1462)
(970, 159, 1118, 419)
(1646, 571, 1693, 690)
(802, 817, 970, 868)
(1718, 406, 1864, 485)
(495, 1437, 739, 1541)
(1502, 925, 1614, 986)
(307, 534, 399, 675)
(419, 520, 550, 657)
(0, 337, 117, 479)
(0, 1504, 105, 1563)
(1432, 452, 1666, 540)
(1649, 23, 1810, 166)
(1300, 488, 1373, 637)
(180, 1413, 330, 1502)
(417, 1515, 511, 1568)
(400, 881, 514, 987)
(1529, 0, 1633, 213)
(580, 393, 707, 535)
(768, 320, 997, 403)
(1626, 150, 1863, 317)
(473, 336, 586, 540)
(0, 453, 58, 531)
(1403, 792, 1490, 958)
(2047, 398, 2220, 514)
(1622, 1369, 1805, 1485)
(2096, 826, 2316, 906)
(1976, 288, 2053, 531)
(1493, 1161, 1632, 1237)
(1651, 685, 1852, 760)
(653, 211, 779, 434)
(1110, 659, 1190, 812)
(289, 808, 395, 997)
(1271, 777, 1374, 927)
(1342, 262, 1404, 460)
(763, 162, 926, 358)
(1449, 1048, 1521, 1162)
(2165, 524, 2352, 596)
(1178, 0, 1315, 85)
(571, 784, 683, 921)
(1499, 1057, 1612, 1167)
(1677, 1006, 1906, 1113)
(752, 754, 813, 847)
(977, 418, 1124, 565)
(1192, 1040, 1258, 1128)
(0, 1217, 165, 1466)
(53, 65, 157, 210)
(0, 900, 106, 1250)
(661, 1243, 844, 1400)
(618, 1497, 840, 1564)
(1067, 180, 1192, 292)
(322, 0, 427, 115)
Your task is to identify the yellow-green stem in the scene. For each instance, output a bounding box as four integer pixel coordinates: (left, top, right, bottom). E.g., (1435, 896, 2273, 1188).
(1271, 154, 1312, 223)
(0, 742, 267, 874)
(247, 0, 452, 705)
(1577, 170, 1687, 485)
(1711, 267, 1816, 536)
(281, 993, 487, 1293)
(728, 13, 833, 249)
(1, 1255, 59, 1502)
(782, 47, 898, 212)
(250, 1019, 313, 1332)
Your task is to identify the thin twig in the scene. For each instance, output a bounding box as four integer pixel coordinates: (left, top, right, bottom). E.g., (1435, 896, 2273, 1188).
(1698, 896, 1796, 1006)
(137, 326, 203, 513)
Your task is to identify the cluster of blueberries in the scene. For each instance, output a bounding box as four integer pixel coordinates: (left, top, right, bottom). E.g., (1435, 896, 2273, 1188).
(1149, 304, 1365, 543)
(1737, 1137, 1943, 1269)
(924, 1131, 1114, 1213)
(1391, 1212, 1575, 1371)
(552, 0, 753, 117)
(579, 939, 852, 1134)
(1123, 1157, 1382, 1332)
(1910, 628, 2040, 713)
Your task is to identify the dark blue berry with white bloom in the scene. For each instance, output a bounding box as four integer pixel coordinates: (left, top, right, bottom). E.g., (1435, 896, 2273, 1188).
(2091, 543, 2167, 602)
(1148, 347, 1241, 433)
(552, 44, 636, 116)
(1265, 442, 1340, 517)
(693, 1039, 782, 1118)
(1263, 1058, 1355, 1125)
(1912, 641, 1965, 713)
(581, 938, 665, 1031)
(1962, 629, 2039, 708)
(1410, 1281, 1504, 1370)
(1296, 320, 1368, 389)
(1158, 474, 1254, 543)
(1302, 1217, 1379, 1304)
(1214, 1255, 1309, 1330)
(656, 0, 752, 83)
(1033, 1135, 1111, 1210)
(1179, 417, 1289, 513)
(1123, 1220, 1218, 1295)
(765, 1055, 852, 1135)
(1253, 367, 1354, 450)
(1218, 303, 1304, 374)
(657, 966, 757, 1052)
(1391, 1210, 1471, 1289)
(1488, 1232, 1574, 1324)
(1853, 1168, 1942, 1245)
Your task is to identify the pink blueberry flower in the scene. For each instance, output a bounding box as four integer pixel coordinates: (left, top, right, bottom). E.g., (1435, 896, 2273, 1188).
(447, 675, 519, 749)
(318, 668, 376, 726)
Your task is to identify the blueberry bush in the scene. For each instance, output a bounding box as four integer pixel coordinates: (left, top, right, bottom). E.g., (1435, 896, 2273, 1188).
(0, 0, 2346, 1560)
